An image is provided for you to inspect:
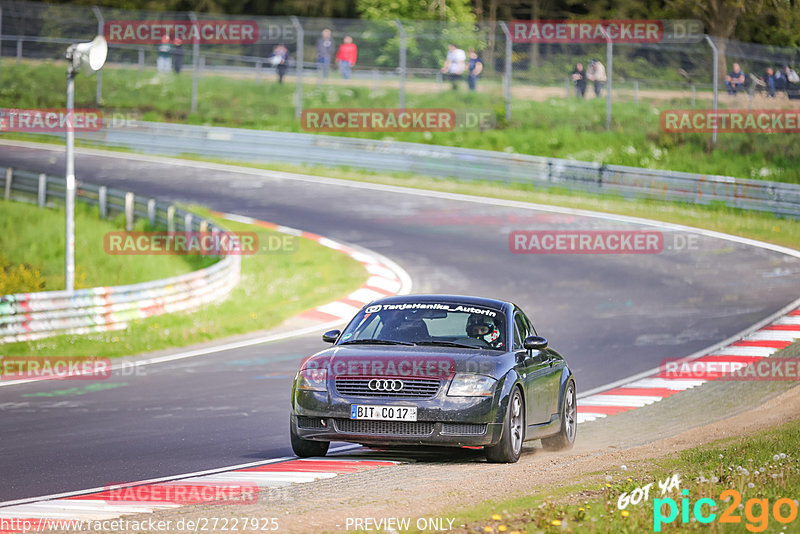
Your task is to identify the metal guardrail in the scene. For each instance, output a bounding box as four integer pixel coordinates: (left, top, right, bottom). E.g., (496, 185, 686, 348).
(0, 166, 241, 344)
(69, 121, 800, 217)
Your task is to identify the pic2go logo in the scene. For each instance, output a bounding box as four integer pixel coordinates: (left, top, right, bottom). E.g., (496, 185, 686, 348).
(654, 489, 798, 532)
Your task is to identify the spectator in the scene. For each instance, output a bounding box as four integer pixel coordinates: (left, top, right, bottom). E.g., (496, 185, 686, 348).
(571, 62, 587, 98)
(725, 63, 746, 95)
(269, 44, 289, 84)
(773, 66, 787, 93)
(336, 36, 358, 80)
(171, 38, 184, 75)
(316, 28, 334, 80)
(764, 66, 776, 98)
(467, 48, 483, 91)
(587, 59, 606, 97)
(785, 65, 800, 100)
(441, 43, 466, 90)
(157, 35, 171, 73)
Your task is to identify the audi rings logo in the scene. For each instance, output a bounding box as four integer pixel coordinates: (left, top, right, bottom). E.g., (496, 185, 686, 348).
(368, 379, 404, 392)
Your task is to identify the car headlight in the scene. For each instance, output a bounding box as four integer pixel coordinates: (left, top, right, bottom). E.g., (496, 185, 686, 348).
(447, 373, 496, 397)
(297, 368, 327, 392)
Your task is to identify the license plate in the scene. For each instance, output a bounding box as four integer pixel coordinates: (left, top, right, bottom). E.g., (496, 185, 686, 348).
(350, 405, 417, 421)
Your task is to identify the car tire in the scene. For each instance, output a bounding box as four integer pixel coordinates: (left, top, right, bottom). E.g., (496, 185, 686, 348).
(485, 386, 524, 463)
(541, 380, 576, 451)
(290, 423, 330, 457)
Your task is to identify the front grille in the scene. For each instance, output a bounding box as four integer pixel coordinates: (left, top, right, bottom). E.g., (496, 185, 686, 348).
(297, 416, 325, 429)
(441, 423, 487, 435)
(334, 419, 435, 436)
(335, 377, 441, 398)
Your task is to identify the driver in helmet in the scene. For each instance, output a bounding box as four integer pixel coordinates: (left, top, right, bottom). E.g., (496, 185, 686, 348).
(466, 313, 501, 346)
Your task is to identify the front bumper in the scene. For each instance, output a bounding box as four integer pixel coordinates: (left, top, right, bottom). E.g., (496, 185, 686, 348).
(291, 384, 505, 447)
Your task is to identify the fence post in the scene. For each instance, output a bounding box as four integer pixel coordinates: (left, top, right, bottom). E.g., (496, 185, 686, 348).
(138, 47, 144, 73)
(691, 84, 696, 107)
(290, 16, 304, 119)
(0, 8, 4, 86)
(394, 20, 406, 110)
(16, 37, 21, 63)
(499, 22, 512, 121)
(565, 76, 570, 98)
(256, 59, 262, 83)
(189, 12, 200, 114)
(98, 186, 107, 217)
(38, 173, 46, 207)
(436, 70, 442, 91)
(4, 167, 12, 200)
(634, 80, 638, 104)
(147, 198, 156, 227)
(199, 219, 208, 233)
(184, 213, 193, 231)
(704, 35, 718, 146)
(124, 192, 134, 231)
(92, 6, 104, 104)
(600, 27, 613, 130)
(167, 205, 175, 232)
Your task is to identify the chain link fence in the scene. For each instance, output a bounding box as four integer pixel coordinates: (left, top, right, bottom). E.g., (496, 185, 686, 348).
(1, 0, 799, 121)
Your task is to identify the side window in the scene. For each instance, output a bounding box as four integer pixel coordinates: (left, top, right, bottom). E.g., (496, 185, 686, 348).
(520, 312, 537, 337)
(513, 313, 529, 350)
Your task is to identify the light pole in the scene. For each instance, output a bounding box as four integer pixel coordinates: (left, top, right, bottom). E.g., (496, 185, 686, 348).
(64, 36, 107, 292)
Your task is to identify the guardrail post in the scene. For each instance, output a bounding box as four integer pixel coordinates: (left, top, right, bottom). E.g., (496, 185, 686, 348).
(184, 213, 193, 231)
(147, 199, 156, 227)
(38, 173, 46, 207)
(167, 205, 175, 232)
(98, 186, 107, 217)
(290, 16, 304, 119)
(138, 48, 144, 73)
(124, 192, 134, 231)
(4, 167, 12, 200)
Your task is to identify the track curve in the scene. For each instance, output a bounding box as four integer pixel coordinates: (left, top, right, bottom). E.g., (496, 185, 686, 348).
(1, 142, 799, 501)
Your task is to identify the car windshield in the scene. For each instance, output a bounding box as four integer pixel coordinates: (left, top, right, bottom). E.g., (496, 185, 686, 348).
(338, 303, 507, 350)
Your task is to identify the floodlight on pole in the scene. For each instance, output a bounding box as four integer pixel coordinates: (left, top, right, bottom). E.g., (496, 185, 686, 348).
(64, 36, 107, 293)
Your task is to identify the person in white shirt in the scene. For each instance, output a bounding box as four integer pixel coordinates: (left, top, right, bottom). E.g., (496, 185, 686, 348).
(587, 59, 607, 97)
(441, 44, 466, 90)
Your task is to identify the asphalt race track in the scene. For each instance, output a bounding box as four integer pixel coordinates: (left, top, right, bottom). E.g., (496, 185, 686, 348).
(2, 144, 799, 501)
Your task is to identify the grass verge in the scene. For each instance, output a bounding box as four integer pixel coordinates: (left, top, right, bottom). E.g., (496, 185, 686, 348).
(3, 61, 800, 182)
(0, 199, 213, 293)
(1, 205, 368, 358)
(443, 385, 800, 533)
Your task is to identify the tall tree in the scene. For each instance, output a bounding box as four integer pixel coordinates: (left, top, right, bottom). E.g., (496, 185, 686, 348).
(666, 0, 778, 78)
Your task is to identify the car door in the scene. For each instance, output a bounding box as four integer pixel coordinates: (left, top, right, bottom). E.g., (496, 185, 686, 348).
(513, 311, 552, 425)
(522, 311, 564, 421)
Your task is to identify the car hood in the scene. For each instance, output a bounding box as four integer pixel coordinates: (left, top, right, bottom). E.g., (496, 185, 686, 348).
(299, 344, 514, 380)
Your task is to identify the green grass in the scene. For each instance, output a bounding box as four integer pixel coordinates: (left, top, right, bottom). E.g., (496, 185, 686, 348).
(3, 61, 800, 183)
(0, 199, 212, 293)
(442, 396, 800, 533)
(1, 205, 368, 358)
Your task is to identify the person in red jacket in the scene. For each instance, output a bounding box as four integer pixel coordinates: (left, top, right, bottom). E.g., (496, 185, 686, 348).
(336, 36, 358, 79)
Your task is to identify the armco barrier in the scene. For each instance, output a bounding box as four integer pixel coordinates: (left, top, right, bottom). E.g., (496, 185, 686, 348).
(68, 121, 800, 218)
(0, 167, 241, 344)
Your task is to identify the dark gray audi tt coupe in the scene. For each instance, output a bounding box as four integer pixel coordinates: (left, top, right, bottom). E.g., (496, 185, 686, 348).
(289, 294, 576, 462)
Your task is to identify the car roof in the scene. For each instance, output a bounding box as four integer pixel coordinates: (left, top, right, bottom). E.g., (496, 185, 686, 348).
(368, 294, 511, 311)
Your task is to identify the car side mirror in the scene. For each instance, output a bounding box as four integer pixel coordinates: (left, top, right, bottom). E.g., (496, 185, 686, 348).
(322, 329, 341, 343)
(523, 335, 548, 351)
